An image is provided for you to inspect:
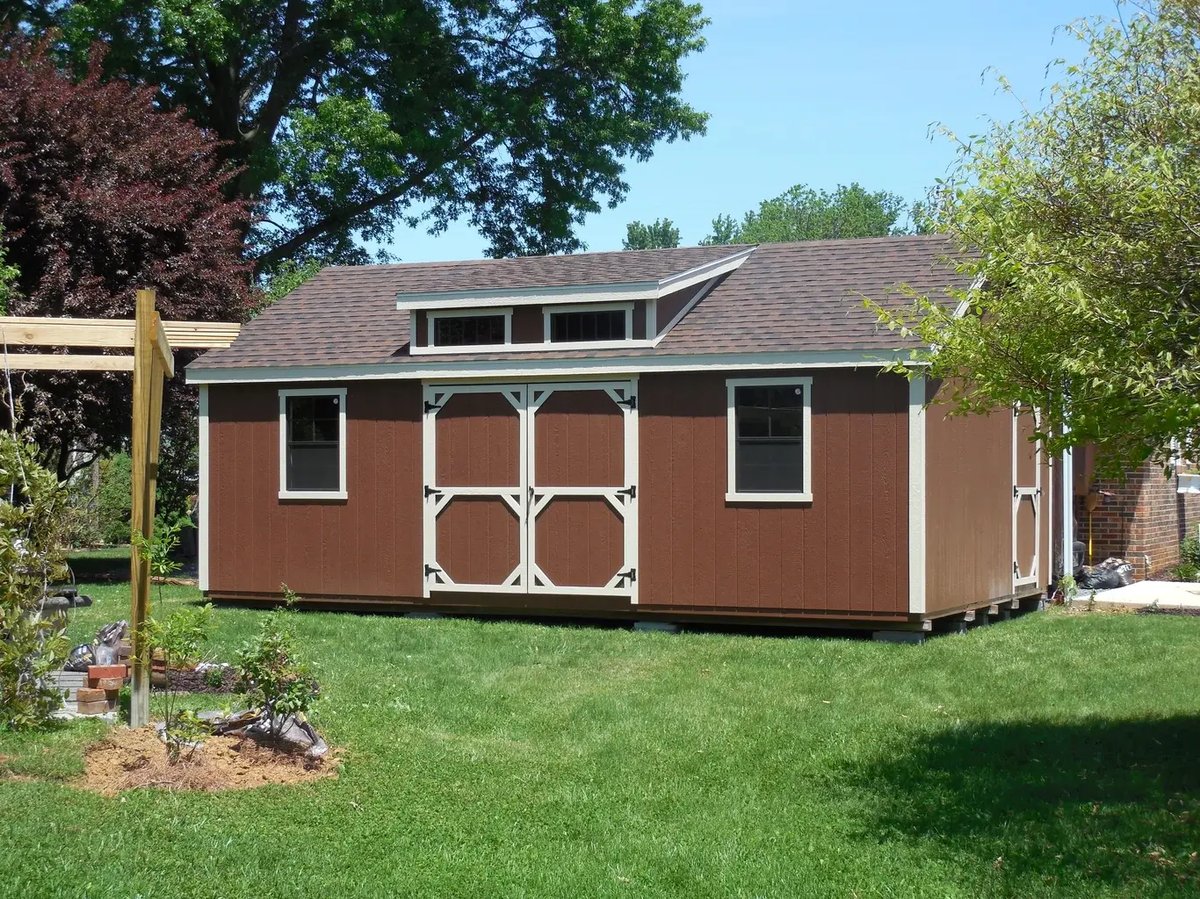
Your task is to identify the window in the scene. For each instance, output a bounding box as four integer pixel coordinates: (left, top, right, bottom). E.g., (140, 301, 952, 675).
(545, 304, 631, 343)
(431, 313, 508, 347)
(279, 388, 347, 499)
(726, 377, 812, 502)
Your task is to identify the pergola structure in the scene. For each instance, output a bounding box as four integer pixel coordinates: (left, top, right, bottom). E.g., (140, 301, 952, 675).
(0, 289, 239, 726)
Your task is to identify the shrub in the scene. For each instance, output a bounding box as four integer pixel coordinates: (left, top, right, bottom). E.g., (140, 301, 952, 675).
(142, 603, 213, 760)
(0, 432, 70, 730)
(236, 591, 319, 737)
(94, 453, 132, 545)
(1171, 536, 1200, 582)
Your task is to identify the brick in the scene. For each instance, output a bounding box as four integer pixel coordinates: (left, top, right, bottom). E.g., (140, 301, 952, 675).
(75, 699, 111, 716)
(88, 677, 124, 691)
(87, 664, 127, 679)
(75, 687, 107, 703)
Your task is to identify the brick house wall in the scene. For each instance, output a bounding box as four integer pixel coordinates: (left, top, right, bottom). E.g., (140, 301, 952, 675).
(1077, 461, 1200, 579)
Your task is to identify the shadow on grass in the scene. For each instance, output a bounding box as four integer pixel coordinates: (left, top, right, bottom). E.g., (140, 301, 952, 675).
(851, 716, 1200, 895)
(67, 548, 131, 583)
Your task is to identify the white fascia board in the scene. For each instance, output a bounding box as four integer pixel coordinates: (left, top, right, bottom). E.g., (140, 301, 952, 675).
(393, 248, 756, 313)
(187, 349, 927, 385)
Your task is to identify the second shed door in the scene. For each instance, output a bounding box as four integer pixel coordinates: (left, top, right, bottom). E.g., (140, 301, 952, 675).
(422, 380, 638, 602)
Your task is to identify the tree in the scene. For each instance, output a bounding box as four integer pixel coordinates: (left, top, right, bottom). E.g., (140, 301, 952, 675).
(623, 218, 681, 250)
(0, 36, 252, 484)
(701, 182, 910, 245)
(872, 0, 1200, 473)
(24, 1, 709, 270)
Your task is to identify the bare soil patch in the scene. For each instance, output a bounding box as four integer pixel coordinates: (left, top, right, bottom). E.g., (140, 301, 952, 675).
(76, 727, 337, 796)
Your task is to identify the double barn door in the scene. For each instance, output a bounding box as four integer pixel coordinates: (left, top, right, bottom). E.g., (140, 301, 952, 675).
(422, 380, 638, 602)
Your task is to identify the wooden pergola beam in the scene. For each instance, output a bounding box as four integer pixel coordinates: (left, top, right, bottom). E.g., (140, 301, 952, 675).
(0, 353, 136, 372)
(0, 317, 240, 350)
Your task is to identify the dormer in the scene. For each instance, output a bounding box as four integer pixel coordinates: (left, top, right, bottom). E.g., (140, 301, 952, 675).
(400, 247, 754, 355)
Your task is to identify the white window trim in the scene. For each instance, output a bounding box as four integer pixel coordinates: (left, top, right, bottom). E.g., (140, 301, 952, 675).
(278, 387, 348, 500)
(413, 307, 513, 355)
(542, 301, 636, 347)
(725, 376, 813, 503)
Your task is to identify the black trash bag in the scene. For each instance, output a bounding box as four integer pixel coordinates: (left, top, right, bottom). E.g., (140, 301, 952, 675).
(94, 621, 127, 666)
(64, 643, 96, 672)
(1075, 557, 1134, 591)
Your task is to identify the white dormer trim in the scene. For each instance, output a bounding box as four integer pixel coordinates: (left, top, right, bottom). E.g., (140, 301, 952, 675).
(394, 247, 755, 313)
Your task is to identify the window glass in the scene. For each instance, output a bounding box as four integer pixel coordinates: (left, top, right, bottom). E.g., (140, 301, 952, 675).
(734, 385, 805, 492)
(286, 394, 340, 491)
(549, 309, 627, 342)
(433, 315, 506, 346)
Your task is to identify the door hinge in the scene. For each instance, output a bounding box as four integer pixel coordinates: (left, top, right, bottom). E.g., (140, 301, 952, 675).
(424, 564, 442, 578)
(423, 399, 443, 413)
(1012, 561, 1019, 575)
(615, 395, 637, 410)
(424, 485, 442, 498)
(619, 567, 637, 584)
(616, 485, 636, 499)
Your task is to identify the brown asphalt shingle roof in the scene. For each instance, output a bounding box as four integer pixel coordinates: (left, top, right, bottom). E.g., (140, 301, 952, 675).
(193, 235, 968, 371)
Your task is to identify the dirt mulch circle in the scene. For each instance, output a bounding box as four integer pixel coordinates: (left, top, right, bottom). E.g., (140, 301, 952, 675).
(76, 727, 338, 796)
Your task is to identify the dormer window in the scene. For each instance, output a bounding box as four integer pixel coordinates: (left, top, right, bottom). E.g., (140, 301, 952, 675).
(545, 303, 632, 343)
(429, 310, 511, 347)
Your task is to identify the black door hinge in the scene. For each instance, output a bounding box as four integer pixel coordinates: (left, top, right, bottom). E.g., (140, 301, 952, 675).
(424, 564, 442, 577)
(424, 485, 442, 498)
(615, 395, 637, 410)
(424, 400, 443, 413)
(616, 485, 636, 499)
(619, 567, 637, 584)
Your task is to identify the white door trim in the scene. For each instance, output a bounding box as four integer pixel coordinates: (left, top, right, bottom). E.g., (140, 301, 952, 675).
(1012, 408, 1042, 590)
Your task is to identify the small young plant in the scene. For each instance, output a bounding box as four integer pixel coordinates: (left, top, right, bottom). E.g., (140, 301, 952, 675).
(1058, 572, 1078, 608)
(235, 585, 319, 738)
(131, 515, 193, 608)
(142, 603, 213, 761)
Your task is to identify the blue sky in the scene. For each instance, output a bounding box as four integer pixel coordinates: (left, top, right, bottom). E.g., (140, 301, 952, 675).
(387, 0, 1117, 262)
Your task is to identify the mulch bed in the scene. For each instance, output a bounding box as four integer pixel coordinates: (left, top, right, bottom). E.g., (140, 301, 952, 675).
(155, 666, 240, 694)
(1136, 606, 1200, 617)
(76, 727, 337, 795)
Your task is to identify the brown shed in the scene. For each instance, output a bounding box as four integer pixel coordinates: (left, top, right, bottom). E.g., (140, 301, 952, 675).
(188, 236, 1050, 636)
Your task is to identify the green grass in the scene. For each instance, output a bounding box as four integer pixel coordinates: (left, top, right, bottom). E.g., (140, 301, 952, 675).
(2, 580, 1198, 899)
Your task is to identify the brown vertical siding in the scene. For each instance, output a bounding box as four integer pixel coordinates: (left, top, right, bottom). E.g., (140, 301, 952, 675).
(533, 389, 624, 487)
(208, 381, 423, 599)
(435, 392, 520, 487)
(637, 369, 909, 618)
(535, 498, 624, 587)
(511, 307, 542, 344)
(923, 386, 1049, 615)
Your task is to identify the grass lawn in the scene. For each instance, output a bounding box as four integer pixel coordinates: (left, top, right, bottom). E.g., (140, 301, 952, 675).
(2, 578, 1198, 898)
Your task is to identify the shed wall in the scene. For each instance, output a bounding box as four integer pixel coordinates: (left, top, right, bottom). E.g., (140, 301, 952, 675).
(637, 369, 910, 620)
(207, 382, 423, 598)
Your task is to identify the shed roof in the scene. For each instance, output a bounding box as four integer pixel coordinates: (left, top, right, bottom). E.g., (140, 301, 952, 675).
(193, 234, 968, 372)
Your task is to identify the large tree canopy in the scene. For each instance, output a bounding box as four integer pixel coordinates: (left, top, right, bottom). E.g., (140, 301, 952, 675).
(0, 36, 252, 483)
(875, 0, 1200, 473)
(701, 182, 911, 245)
(16, 0, 709, 270)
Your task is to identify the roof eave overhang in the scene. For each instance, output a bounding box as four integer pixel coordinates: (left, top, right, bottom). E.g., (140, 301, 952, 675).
(187, 346, 927, 385)
(393, 246, 756, 313)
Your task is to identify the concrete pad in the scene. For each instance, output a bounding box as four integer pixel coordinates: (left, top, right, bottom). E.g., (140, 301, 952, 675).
(1086, 580, 1200, 610)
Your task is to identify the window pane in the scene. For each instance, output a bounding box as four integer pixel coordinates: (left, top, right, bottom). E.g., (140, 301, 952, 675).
(550, 309, 627, 342)
(433, 315, 505, 346)
(736, 440, 804, 492)
(285, 394, 342, 492)
(287, 444, 340, 491)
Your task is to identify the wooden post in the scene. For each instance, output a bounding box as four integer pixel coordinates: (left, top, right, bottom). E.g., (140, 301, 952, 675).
(129, 289, 163, 728)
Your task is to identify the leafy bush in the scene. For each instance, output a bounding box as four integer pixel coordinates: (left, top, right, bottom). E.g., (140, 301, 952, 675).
(94, 453, 132, 545)
(0, 432, 70, 730)
(1172, 536, 1200, 582)
(142, 603, 213, 760)
(236, 590, 319, 737)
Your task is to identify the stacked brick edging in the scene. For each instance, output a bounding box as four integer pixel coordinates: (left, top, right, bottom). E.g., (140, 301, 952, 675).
(1080, 461, 1200, 579)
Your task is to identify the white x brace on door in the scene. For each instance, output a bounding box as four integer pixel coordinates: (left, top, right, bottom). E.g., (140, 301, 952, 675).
(1012, 406, 1042, 591)
(422, 380, 638, 602)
